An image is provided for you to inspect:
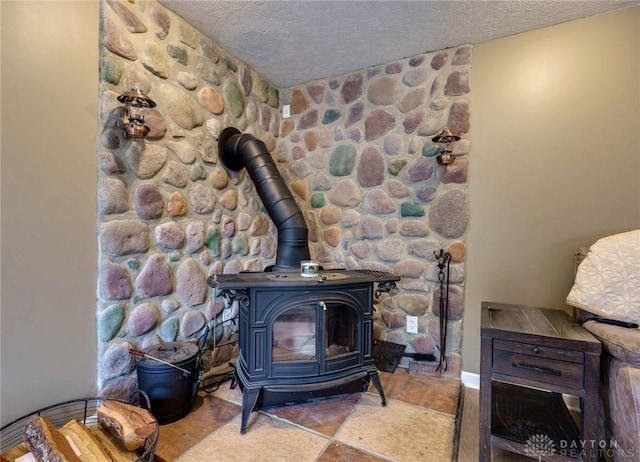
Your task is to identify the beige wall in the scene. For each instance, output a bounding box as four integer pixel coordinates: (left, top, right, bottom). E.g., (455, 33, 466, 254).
(1, 1, 99, 425)
(464, 6, 640, 374)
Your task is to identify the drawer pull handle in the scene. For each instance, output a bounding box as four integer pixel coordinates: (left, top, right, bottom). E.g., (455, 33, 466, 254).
(532, 347, 541, 353)
(512, 361, 561, 376)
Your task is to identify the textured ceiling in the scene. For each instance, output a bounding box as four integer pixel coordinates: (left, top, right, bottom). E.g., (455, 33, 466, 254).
(159, 0, 639, 88)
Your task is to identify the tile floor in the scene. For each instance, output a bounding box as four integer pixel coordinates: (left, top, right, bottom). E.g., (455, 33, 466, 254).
(154, 369, 462, 462)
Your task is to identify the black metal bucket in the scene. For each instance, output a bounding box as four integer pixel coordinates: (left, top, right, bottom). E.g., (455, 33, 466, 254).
(134, 342, 200, 424)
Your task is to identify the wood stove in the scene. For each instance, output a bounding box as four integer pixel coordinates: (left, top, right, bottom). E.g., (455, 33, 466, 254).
(208, 269, 398, 433)
(213, 128, 399, 433)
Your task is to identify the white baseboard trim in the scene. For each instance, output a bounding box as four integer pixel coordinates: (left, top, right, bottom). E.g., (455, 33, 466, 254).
(461, 371, 479, 389)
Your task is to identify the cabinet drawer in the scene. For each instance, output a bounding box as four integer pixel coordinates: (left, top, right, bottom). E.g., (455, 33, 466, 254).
(494, 339, 584, 363)
(492, 350, 584, 389)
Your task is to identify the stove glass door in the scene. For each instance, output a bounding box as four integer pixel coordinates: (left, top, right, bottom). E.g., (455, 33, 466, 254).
(325, 303, 356, 358)
(272, 306, 316, 362)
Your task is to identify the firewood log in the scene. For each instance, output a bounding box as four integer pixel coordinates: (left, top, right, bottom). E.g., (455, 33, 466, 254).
(96, 401, 156, 452)
(1, 442, 29, 462)
(86, 428, 137, 462)
(60, 419, 131, 462)
(22, 415, 82, 462)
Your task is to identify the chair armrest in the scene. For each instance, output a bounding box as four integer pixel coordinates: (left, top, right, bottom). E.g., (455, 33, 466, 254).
(583, 320, 640, 366)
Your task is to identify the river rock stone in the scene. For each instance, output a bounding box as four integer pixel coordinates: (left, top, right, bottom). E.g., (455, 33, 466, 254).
(406, 157, 433, 183)
(155, 221, 185, 249)
(176, 258, 207, 306)
(438, 158, 468, 184)
(400, 202, 425, 217)
(189, 184, 216, 214)
(129, 302, 160, 336)
(142, 40, 169, 78)
(101, 342, 134, 380)
(357, 147, 385, 187)
(429, 189, 468, 238)
(375, 238, 403, 262)
(359, 216, 385, 239)
(167, 191, 187, 217)
(363, 189, 396, 215)
(341, 74, 363, 104)
(399, 220, 429, 237)
(167, 43, 188, 65)
(452, 46, 472, 65)
(134, 184, 164, 219)
(100, 261, 132, 300)
(162, 160, 188, 188)
(351, 241, 371, 259)
(136, 254, 172, 297)
(98, 304, 126, 342)
(177, 71, 198, 90)
(329, 145, 356, 176)
(415, 185, 437, 202)
(218, 190, 236, 210)
(327, 179, 361, 207)
(184, 221, 205, 254)
(198, 87, 224, 114)
(447, 100, 470, 135)
(99, 178, 129, 215)
(445, 71, 470, 96)
(365, 109, 395, 141)
(381, 309, 406, 330)
(431, 51, 449, 70)
(160, 317, 179, 342)
(398, 293, 429, 316)
(101, 220, 150, 257)
(298, 109, 318, 130)
(106, 0, 146, 33)
(126, 143, 167, 179)
(223, 80, 244, 117)
(161, 84, 204, 129)
(346, 102, 364, 128)
(181, 310, 206, 338)
(368, 77, 399, 105)
(393, 259, 425, 278)
(103, 18, 137, 60)
(150, 6, 170, 39)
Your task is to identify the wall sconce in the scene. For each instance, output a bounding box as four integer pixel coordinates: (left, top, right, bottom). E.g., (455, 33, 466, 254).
(117, 84, 156, 139)
(432, 128, 460, 166)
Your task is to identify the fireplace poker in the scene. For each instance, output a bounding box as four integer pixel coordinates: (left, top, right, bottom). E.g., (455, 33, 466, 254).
(434, 249, 452, 373)
(129, 348, 192, 375)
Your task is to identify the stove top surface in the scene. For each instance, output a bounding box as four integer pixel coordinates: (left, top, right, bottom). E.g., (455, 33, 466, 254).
(207, 269, 399, 289)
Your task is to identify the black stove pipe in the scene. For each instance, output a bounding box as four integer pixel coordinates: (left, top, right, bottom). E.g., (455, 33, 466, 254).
(218, 127, 310, 271)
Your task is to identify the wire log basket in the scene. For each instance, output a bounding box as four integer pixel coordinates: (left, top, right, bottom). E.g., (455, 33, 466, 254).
(0, 392, 158, 462)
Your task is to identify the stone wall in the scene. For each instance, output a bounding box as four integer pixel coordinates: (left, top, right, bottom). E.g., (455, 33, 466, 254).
(275, 50, 471, 378)
(97, 0, 470, 398)
(97, 0, 282, 398)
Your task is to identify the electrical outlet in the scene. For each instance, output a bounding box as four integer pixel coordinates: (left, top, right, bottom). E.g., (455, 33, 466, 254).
(282, 104, 291, 119)
(406, 315, 418, 334)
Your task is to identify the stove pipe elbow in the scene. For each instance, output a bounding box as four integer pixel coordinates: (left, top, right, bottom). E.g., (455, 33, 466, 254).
(218, 128, 310, 271)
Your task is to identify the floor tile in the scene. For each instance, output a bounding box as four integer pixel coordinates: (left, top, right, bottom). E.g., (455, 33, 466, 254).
(262, 393, 362, 436)
(377, 369, 461, 415)
(318, 442, 393, 462)
(334, 393, 456, 462)
(155, 395, 241, 461)
(176, 412, 330, 462)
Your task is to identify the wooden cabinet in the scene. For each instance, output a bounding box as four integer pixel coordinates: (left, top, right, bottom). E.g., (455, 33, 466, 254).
(480, 302, 601, 461)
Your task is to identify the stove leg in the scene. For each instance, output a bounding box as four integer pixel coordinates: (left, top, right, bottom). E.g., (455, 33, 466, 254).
(240, 388, 260, 434)
(369, 371, 387, 406)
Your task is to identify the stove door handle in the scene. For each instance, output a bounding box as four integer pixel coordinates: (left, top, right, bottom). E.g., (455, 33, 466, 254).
(319, 301, 327, 311)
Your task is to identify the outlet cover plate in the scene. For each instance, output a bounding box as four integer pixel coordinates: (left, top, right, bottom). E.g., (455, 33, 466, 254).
(406, 315, 418, 334)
